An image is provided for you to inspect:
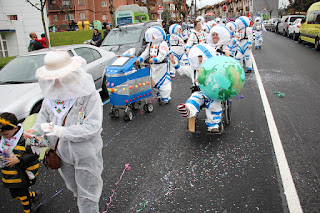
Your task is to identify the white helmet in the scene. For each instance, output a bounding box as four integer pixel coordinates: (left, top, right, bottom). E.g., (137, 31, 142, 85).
(169, 24, 182, 35)
(188, 44, 216, 69)
(226, 21, 237, 33)
(145, 26, 166, 42)
(254, 17, 263, 24)
(235, 16, 251, 30)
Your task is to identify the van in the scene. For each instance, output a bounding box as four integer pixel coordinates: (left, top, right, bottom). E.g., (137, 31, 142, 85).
(299, 2, 320, 50)
(277, 15, 305, 36)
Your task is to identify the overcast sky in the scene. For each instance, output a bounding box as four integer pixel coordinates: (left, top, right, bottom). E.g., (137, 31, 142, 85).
(187, 0, 290, 9)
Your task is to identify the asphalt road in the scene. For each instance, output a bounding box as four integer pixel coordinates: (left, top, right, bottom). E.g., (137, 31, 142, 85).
(1, 32, 319, 213)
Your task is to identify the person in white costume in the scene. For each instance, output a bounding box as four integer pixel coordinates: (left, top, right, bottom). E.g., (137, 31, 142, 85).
(168, 24, 188, 77)
(206, 25, 232, 56)
(226, 21, 239, 57)
(171, 44, 223, 133)
(235, 16, 253, 73)
(26, 50, 104, 213)
(136, 26, 171, 104)
(215, 17, 222, 25)
(202, 23, 211, 38)
(186, 20, 206, 54)
(196, 16, 205, 24)
(253, 17, 267, 49)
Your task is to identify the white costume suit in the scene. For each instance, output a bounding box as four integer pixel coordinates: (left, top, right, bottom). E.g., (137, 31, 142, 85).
(235, 16, 253, 72)
(173, 44, 222, 131)
(138, 27, 171, 103)
(34, 52, 103, 213)
(168, 24, 188, 77)
(253, 17, 267, 49)
(186, 29, 206, 51)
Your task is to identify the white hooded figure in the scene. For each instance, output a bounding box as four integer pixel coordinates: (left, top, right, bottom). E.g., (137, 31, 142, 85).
(215, 17, 222, 25)
(202, 23, 211, 38)
(186, 20, 206, 54)
(253, 17, 267, 49)
(235, 16, 253, 72)
(137, 26, 171, 104)
(168, 24, 188, 77)
(226, 21, 239, 57)
(196, 16, 205, 24)
(207, 25, 232, 56)
(28, 50, 103, 213)
(170, 44, 223, 133)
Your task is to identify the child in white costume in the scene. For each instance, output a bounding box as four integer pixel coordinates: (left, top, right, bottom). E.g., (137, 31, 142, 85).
(136, 26, 171, 104)
(171, 44, 223, 133)
(168, 24, 188, 77)
(235, 16, 253, 73)
(226, 21, 239, 57)
(186, 20, 207, 54)
(206, 25, 232, 56)
(253, 17, 267, 49)
(27, 50, 104, 213)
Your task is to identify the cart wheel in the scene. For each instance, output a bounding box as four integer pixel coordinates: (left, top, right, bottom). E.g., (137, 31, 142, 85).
(123, 109, 133, 121)
(224, 100, 231, 125)
(109, 108, 119, 119)
(220, 123, 224, 133)
(131, 102, 140, 110)
(144, 103, 154, 113)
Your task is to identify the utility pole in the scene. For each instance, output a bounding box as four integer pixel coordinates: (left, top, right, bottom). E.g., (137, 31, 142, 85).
(194, 0, 196, 17)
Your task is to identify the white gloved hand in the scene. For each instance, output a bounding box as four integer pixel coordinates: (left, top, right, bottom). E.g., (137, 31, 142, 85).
(41, 122, 65, 138)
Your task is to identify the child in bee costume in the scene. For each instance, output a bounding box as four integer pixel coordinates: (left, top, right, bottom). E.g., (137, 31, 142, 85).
(137, 26, 171, 104)
(253, 17, 267, 49)
(235, 16, 253, 73)
(171, 44, 223, 133)
(0, 112, 40, 213)
(168, 24, 188, 78)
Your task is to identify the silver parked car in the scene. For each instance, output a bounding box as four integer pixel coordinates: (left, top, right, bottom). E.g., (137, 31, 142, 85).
(0, 44, 115, 121)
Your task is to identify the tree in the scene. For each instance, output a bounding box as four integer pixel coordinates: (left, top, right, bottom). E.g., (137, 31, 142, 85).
(109, 0, 115, 27)
(55, 0, 73, 23)
(287, 0, 318, 13)
(162, 5, 171, 24)
(26, 0, 49, 48)
(173, 0, 188, 22)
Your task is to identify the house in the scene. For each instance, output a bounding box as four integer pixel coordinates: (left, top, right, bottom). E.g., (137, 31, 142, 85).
(0, 0, 50, 57)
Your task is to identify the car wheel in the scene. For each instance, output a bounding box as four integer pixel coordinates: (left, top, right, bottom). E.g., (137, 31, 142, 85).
(298, 35, 302, 43)
(293, 32, 297, 40)
(100, 75, 109, 98)
(315, 38, 320, 51)
(30, 101, 42, 115)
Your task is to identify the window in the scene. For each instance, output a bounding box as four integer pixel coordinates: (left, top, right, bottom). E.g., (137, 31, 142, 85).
(62, 0, 70, 5)
(170, 4, 175, 11)
(101, 1, 107, 7)
(80, 13, 86, 20)
(64, 13, 75, 20)
(8, 15, 18, 20)
(102, 14, 108, 21)
(53, 15, 58, 21)
(78, 0, 85, 5)
(308, 11, 320, 24)
(0, 33, 8, 58)
(74, 47, 96, 64)
(89, 48, 102, 60)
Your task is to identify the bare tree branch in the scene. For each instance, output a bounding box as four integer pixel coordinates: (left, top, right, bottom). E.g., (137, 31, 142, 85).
(26, 0, 41, 11)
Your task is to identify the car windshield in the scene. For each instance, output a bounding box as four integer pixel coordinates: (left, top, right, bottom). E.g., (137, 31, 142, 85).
(290, 17, 304, 23)
(102, 27, 143, 46)
(0, 54, 45, 84)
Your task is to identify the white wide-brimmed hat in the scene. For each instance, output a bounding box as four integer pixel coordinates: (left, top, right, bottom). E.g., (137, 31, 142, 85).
(36, 49, 84, 80)
(36, 49, 96, 100)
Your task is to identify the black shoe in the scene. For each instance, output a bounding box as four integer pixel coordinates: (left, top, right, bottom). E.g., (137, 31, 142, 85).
(31, 190, 42, 206)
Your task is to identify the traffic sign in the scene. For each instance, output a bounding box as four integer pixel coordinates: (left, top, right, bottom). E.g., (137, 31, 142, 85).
(158, 6, 163, 13)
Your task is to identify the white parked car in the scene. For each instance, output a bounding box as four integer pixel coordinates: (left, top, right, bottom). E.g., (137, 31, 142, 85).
(0, 44, 115, 121)
(288, 18, 302, 40)
(277, 15, 305, 36)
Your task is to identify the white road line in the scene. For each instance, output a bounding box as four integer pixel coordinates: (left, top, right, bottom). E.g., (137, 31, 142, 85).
(251, 54, 303, 213)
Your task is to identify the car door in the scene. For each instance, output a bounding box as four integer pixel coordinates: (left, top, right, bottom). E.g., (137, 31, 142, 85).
(73, 46, 104, 89)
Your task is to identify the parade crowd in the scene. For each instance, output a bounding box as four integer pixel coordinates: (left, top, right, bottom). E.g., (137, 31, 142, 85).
(1, 14, 266, 213)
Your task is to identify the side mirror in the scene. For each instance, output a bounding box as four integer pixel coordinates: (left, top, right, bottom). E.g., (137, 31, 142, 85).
(301, 18, 306, 24)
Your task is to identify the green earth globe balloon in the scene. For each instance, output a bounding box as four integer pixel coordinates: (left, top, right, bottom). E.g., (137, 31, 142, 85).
(198, 55, 245, 101)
